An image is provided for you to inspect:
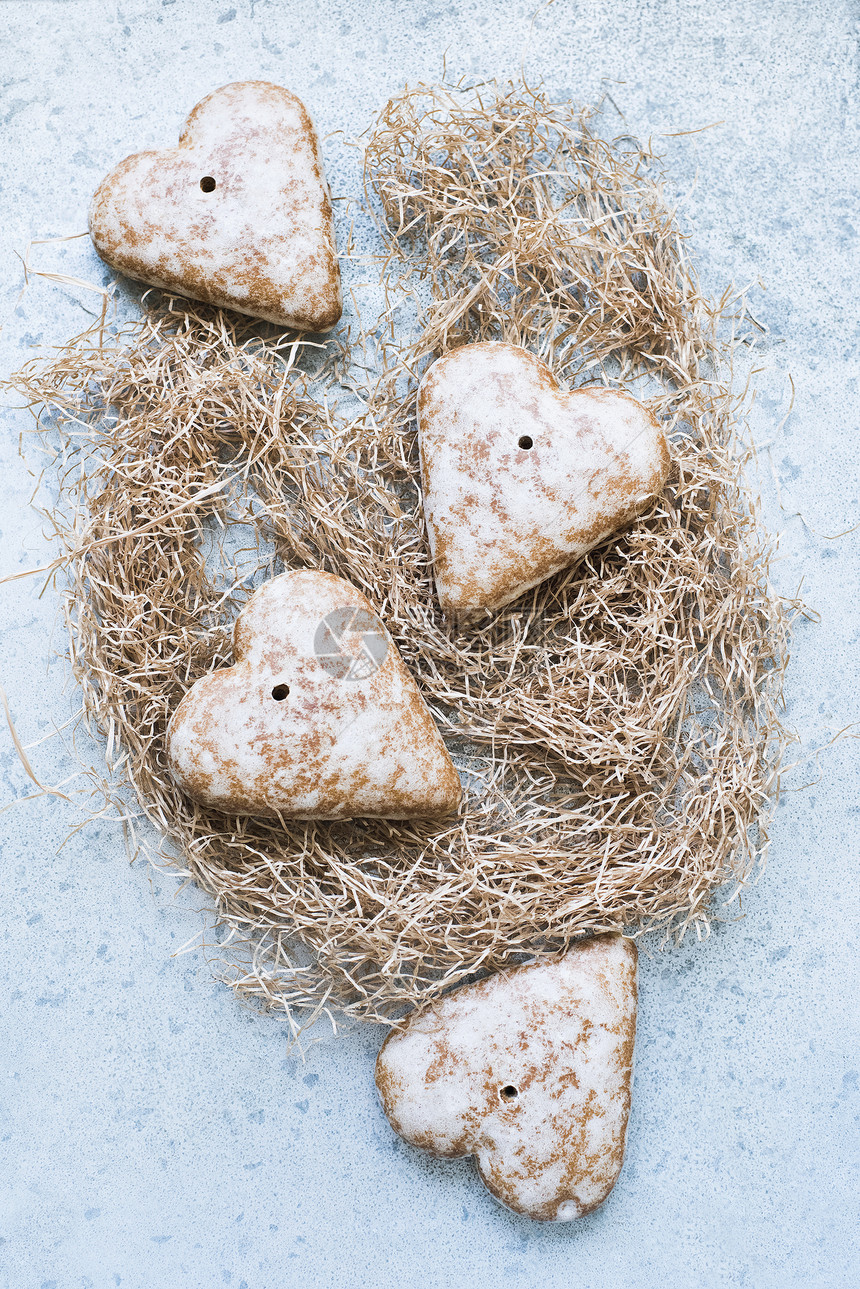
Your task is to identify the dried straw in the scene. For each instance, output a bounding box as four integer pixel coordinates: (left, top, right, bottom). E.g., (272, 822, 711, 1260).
(9, 81, 792, 1029)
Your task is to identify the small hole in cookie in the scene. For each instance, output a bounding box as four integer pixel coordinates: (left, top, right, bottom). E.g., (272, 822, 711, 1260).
(271, 683, 290, 701)
(500, 1084, 519, 1101)
(200, 176, 216, 193)
(518, 435, 533, 450)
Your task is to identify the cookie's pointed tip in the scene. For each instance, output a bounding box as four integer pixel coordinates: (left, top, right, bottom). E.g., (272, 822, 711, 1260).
(416, 756, 463, 817)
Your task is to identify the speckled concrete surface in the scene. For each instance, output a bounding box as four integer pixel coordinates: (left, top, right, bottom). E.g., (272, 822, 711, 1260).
(1, 2, 858, 1287)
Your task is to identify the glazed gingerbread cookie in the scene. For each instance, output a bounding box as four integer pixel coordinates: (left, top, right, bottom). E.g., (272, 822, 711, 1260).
(166, 570, 461, 819)
(90, 81, 342, 330)
(418, 342, 670, 618)
(376, 934, 637, 1220)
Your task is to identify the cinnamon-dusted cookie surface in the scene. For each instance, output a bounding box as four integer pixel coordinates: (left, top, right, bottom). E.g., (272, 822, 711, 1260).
(376, 934, 637, 1221)
(89, 81, 342, 330)
(418, 342, 670, 618)
(166, 570, 461, 820)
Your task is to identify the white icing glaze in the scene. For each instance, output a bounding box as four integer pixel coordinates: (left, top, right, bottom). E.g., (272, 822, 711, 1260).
(417, 342, 671, 617)
(166, 570, 462, 819)
(375, 935, 637, 1221)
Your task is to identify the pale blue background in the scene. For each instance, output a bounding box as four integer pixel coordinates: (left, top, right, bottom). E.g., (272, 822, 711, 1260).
(1, 2, 858, 1286)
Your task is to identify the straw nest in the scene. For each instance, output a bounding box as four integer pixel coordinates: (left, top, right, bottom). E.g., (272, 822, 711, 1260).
(12, 82, 791, 1031)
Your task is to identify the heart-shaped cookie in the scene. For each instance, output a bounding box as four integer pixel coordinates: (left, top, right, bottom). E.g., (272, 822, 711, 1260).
(376, 934, 637, 1221)
(418, 342, 671, 618)
(166, 570, 462, 819)
(89, 81, 342, 331)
